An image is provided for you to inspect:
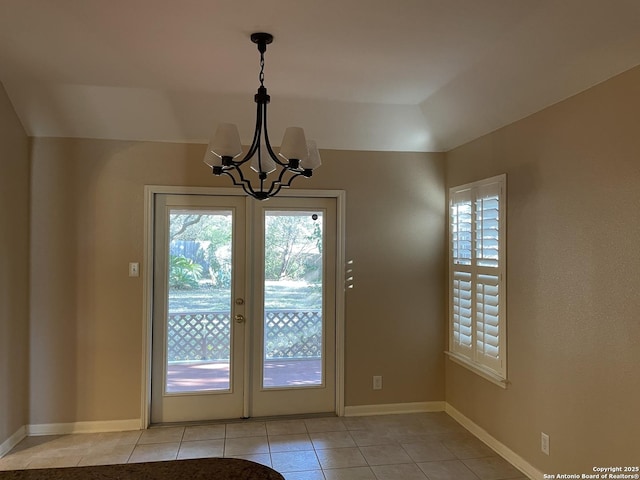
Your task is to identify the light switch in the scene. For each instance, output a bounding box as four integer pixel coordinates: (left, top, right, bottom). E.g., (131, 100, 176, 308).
(129, 262, 140, 277)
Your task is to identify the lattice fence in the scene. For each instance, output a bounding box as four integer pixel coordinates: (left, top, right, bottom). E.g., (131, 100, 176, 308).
(167, 309, 322, 362)
(264, 310, 322, 359)
(167, 312, 231, 361)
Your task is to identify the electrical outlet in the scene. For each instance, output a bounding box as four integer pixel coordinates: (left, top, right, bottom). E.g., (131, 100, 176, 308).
(373, 375, 383, 390)
(541, 432, 550, 455)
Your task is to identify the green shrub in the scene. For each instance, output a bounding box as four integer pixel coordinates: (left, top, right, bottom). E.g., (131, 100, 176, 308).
(169, 255, 203, 289)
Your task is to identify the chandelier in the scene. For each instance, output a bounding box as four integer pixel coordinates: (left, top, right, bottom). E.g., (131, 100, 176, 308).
(203, 32, 321, 200)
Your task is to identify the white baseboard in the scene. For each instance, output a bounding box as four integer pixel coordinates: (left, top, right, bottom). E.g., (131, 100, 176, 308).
(445, 403, 543, 480)
(344, 401, 445, 417)
(0, 425, 27, 458)
(27, 419, 141, 436)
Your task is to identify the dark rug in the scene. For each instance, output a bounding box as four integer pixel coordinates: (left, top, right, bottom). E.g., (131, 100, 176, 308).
(0, 458, 285, 479)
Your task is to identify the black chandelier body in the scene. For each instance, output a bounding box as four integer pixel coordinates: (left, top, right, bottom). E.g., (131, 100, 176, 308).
(204, 33, 321, 201)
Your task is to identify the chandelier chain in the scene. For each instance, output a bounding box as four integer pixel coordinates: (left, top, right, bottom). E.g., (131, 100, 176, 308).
(259, 51, 265, 87)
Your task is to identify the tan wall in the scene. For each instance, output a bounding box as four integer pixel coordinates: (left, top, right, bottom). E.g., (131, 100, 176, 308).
(445, 66, 640, 470)
(0, 83, 30, 444)
(28, 140, 445, 424)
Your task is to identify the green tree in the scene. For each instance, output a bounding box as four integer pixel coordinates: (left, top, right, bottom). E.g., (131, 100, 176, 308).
(169, 213, 233, 288)
(264, 213, 322, 281)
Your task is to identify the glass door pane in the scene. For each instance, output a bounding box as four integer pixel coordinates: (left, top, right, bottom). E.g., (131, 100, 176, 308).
(166, 209, 234, 393)
(262, 210, 324, 389)
(152, 194, 247, 423)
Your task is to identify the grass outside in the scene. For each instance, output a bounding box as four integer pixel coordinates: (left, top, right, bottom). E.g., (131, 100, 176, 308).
(168, 281, 322, 312)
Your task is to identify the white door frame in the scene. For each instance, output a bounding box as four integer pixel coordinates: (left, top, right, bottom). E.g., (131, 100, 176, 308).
(140, 185, 346, 427)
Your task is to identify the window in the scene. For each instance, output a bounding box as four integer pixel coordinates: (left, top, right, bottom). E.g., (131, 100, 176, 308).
(447, 174, 507, 386)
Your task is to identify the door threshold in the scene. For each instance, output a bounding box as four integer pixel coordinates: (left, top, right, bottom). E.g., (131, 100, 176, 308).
(151, 411, 338, 428)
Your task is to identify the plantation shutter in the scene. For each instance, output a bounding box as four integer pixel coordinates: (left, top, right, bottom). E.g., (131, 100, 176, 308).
(476, 273, 501, 371)
(475, 184, 500, 268)
(452, 270, 473, 354)
(449, 175, 506, 380)
(451, 189, 472, 266)
(450, 189, 473, 356)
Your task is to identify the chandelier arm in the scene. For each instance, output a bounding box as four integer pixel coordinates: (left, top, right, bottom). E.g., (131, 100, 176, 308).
(221, 166, 262, 199)
(234, 101, 264, 167)
(239, 179, 259, 199)
(263, 165, 291, 197)
(280, 170, 306, 188)
(264, 168, 307, 198)
(234, 165, 263, 197)
(219, 168, 246, 188)
(267, 160, 292, 194)
(262, 160, 300, 197)
(261, 102, 289, 167)
(246, 100, 263, 161)
(260, 172, 267, 196)
(265, 181, 284, 198)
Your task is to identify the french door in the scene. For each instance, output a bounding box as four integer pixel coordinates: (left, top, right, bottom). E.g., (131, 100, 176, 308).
(150, 193, 337, 423)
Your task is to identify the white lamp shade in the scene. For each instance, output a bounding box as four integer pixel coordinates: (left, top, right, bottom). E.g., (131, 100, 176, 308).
(211, 123, 243, 158)
(203, 144, 222, 167)
(279, 127, 308, 160)
(250, 148, 277, 174)
(300, 140, 322, 170)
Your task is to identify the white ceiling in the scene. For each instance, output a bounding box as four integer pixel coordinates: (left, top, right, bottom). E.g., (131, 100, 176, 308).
(1, 0, 639, 152)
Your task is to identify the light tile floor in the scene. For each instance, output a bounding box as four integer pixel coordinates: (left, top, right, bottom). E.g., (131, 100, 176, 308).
(0, 413, 529, 479)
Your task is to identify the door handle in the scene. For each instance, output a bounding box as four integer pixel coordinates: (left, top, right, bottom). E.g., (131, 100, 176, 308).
(234, 314, 245, 324)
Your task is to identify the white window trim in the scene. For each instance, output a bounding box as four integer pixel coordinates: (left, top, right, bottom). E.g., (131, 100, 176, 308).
(447, 174, 507, 386)
(445, 351, 508, 388)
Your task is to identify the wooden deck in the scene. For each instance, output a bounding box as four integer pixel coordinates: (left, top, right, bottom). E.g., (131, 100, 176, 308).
(166, 358, 322, 393)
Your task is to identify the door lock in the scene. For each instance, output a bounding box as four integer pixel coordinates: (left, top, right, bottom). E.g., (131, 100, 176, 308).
(234, 314, 245, 324)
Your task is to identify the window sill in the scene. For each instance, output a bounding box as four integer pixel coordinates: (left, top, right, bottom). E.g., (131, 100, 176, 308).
(445, 351, 508, 389)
